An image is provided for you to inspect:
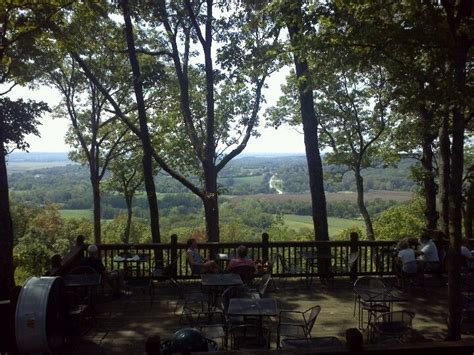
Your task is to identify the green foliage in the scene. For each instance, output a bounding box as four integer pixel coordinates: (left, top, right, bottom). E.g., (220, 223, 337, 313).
(0, 98, 49, 152)
(373, 198, 425, 241)
(12, 203, 93, 283)
(332, 226, 365, 241)
(102, 214, 150, 244)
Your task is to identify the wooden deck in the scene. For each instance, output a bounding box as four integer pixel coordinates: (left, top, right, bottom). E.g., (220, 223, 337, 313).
(63, 275, 473, 354)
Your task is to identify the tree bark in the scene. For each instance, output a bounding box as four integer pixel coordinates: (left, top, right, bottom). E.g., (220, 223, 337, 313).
(124, 194, 132, 244)
(287, 9, 329, 241)
(122, 0, 161, 243)
(354, 167, 374, 240)
(419, 108, 438, 230)
(438, 114, 450, 237)
(202, 162, 219, 243)
(90, 171, 101, 244)
(0, 146, 14, 299)
(464, 175, 474, 240)
(447, 108, 464, 341)
(444, 0, 471, 340)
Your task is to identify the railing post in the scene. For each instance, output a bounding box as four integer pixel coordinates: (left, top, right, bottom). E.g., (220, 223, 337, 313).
(170, 234, 178, 278)
(350, 232, 359, 283)
(262, 232, 269, 262)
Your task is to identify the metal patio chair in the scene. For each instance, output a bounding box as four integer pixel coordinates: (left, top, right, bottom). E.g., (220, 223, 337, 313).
(277, 305, 321, 349)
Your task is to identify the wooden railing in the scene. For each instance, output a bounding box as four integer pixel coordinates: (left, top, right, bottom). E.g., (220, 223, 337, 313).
(97, 233, 399, 280)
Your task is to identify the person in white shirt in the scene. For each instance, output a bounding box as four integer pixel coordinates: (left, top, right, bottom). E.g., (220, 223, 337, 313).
(461, 239, 474, 269)
(417, 233, 440, 272)
(397, 239, 417, 274)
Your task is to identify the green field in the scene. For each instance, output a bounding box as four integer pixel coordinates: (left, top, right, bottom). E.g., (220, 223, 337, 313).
(221, 175, 263, 185)
(284, 214, 364, 236)
(59, 209, 92, 219)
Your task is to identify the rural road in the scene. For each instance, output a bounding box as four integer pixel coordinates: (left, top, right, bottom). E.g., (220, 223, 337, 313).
(269, 174, 283, 194)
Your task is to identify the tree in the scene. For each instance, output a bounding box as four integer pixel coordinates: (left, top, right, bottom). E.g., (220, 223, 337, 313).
(47, 1, 166, 243)
(0, 0, 65, 298)
(104, 147, 145, 244)
(314, 63, 394, 240)
(0, 98, 49, 298)
(50, 55, 127, 244)
(265, 0, 329, 241)
(318, 0, 472, 340)
(148, 0, 281, 241)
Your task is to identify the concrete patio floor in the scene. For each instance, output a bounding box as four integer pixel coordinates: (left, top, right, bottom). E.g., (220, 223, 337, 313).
(63, 275, 474, 354)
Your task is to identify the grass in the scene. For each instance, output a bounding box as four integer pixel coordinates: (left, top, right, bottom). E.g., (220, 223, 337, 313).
(59, 209, 92, 219)
(284, 214, 365, 236)
(241, 190, 413, 203)
(221, 175, 264, 185)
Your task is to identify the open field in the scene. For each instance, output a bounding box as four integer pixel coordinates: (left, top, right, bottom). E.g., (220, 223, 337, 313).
(237, 190, 414, 203)
(220, 175, 264, 185)
(285, 214, 365, 236)
(6, 161, 72, 172)
(59, 209, 92, 219)
(58, 208, 363, 237)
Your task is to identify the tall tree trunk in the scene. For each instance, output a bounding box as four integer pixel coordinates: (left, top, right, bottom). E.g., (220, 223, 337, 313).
(464, 176, 474, 240)
(447, 108, 464, 340)
(286, 3, 329, 241)
(445, 0, 470, 339)
(0, 146, 14, 299)
(354, 167, 374, 240)
(91, 173, 101, 244)
(124, 194, 132, 244)
(419, 108, 438, 230)
(203, 162, 219, 243)
(438, 114, 450, 237)
(122, 0, 161, 243)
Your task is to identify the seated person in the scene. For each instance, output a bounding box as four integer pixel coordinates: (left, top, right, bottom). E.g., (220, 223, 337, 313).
(461, 239, 474, 269)
(227, 245, 256, 272)
(80, 244, 106, 274)
(186, 238, 219, 274)
(396, 239, 418, 277)
(417, 232, 440, 272)
(80, 244, 122, 296)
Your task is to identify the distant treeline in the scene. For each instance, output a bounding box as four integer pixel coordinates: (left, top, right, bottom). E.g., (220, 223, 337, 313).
(9, 161, 401, 220)
(8, 156, 417, 202)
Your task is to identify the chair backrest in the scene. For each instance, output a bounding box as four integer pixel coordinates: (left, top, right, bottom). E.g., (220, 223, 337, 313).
(348, 251, 360, 268)
(229, 324, 270, 350)
(221, 286, 252, 313)
(275, 253, 288, 271)
(376, 310, 415, 327)
(231, 265, 256, 284)
(258, 273, 272, 297)
(169, 278, 186, 298)
(69, 265, 97, 275)
(304, 305, 321, 334)
(354, 276, 386, 296)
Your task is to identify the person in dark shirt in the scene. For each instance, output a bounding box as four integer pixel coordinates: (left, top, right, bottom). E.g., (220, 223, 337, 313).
(81, 244, 122, 296)
(80, 244, 106, 273)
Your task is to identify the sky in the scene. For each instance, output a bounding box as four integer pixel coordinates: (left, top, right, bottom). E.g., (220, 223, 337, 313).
(3, 67, 306, 154)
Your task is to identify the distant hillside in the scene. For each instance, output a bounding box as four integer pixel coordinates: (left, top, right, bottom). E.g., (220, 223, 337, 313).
(8, 152, 70, 162)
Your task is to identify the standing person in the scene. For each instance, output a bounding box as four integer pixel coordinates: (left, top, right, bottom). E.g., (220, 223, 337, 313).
(227, 245, 256, 272)
(186, 238, 219, 274)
